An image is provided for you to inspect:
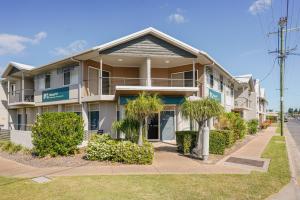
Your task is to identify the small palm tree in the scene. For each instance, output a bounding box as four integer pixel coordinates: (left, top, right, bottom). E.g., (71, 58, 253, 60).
(181, 97, 223, 157)
(125, 92, 163, 146)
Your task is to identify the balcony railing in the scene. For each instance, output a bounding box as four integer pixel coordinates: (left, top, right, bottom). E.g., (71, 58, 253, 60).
(9, 89, 34, 104)
(234, 97, 251, 109)
(85, 77, 197, 95)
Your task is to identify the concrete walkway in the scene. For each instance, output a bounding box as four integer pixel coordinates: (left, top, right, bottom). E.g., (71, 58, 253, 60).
(0, 127, 275, 178)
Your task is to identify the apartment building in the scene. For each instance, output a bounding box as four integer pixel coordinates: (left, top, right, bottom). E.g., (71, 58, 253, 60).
(254, 79, 268, 125)
(0, 27, 264, 144)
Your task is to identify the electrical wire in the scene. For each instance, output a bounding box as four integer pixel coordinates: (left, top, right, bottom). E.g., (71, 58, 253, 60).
(260, 57, 278, 83)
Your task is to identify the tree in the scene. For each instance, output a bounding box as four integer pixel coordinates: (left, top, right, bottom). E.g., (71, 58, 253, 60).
(125, 92, 163, 146)
(288, 108, 293, 114)
(181, 97, 224, 158)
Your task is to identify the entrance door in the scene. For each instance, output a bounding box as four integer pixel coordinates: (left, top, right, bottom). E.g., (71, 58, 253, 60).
(89, 111, 99, 130)
(160, 111, 175, 140)
(148, 113, 159, 140)
(17, 114, 21, 130)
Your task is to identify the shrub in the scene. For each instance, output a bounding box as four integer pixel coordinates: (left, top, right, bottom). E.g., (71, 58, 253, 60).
(86, 134, 154, 164)
(175, 131, 197, 154)
(0, 141, 23, 154)
(32, 112, 84, 157)
(176, 130, 227, 155)
(112, 118, 139, 142)
(261, 120, 272, 129)
(247, 119, 259, 134)
(217, 112, 247, 140)
(220, 129, 235, 148)
(209, 130, 226, 155)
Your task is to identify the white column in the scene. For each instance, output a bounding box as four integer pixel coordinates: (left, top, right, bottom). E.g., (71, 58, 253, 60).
(58, 105, 63, 112)
(20, 108, 26, 131)
(21, 72, 24, 102)
(192, 59, 196, 87)
(99, 56, 103, 95)
(7, 78, 10, 104)
(146, 57, 151, 86)
(78, 61, 83, 104)
(82, 102, 89, 131)
(37, 107, 42, 115)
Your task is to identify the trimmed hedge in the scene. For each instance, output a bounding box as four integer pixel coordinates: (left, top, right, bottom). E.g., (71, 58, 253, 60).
(175, 131, 197, 154)
(209, 130, 226, 155)
(86, 134, 154, 164)
(220, 129, 235, 148)
(176, 130, 229, 155)
(32, 112, 84, 157)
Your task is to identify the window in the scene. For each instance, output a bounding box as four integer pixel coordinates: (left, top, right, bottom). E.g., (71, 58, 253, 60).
(209, 74, 214, 88)
(171, 70, 198, 87)
(64, 68, 71, 85)
(88, 103, 100, 130)
(230, 85, 234, 97)
(11, 84, 16, 96)
(219, 75, 224, 92)
(45, 73, 51, 89)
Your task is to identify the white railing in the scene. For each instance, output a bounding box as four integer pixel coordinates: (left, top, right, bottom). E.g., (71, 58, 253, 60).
(85, 77, 197, 95)
(234, 97, 251, 109)
(9, 89, 34, 104)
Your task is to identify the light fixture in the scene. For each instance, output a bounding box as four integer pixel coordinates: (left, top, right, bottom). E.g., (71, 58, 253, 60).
(117, 58, 123, 62)
(165, 60, 170, 64)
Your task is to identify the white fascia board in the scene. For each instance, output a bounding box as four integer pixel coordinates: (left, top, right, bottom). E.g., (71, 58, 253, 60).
(116, 85, 198, 92)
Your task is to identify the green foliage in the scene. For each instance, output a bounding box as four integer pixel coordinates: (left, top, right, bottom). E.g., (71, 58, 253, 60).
(125, 92, 163, 122)
(175, 131, 197, 154)
(181, 97, 224, 125)
(220, 129, 235, 148)
(86, 134, 154, 164)
(112, 118, 139, 142)
(218, 112, 247, 140)
(209, 130, 226, 155)
(31, 112, 84, 157)
(125, 92, 163, 146)
(247, 119, 259, 135)
(176, 130, 227, 155)
(0, 141, 24, 154)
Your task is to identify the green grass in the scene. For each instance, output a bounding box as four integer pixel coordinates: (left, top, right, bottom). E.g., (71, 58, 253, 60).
(0, 136, 290, 200)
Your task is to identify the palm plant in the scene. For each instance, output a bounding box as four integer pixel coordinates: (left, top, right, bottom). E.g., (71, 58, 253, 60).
(112, 118, 139, 142)
(181, 97, 223, 158)
(125, 92, 163, 146)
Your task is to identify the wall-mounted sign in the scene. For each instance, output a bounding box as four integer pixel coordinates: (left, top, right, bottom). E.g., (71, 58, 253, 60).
(42, 87, 69, 102)
(208, 88, 221, 103)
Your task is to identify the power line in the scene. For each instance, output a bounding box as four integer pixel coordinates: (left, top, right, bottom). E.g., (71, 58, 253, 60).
(260, 57, 278, 83)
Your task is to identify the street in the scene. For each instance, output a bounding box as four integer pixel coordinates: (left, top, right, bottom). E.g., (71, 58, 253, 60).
(286, 119, 300, 153)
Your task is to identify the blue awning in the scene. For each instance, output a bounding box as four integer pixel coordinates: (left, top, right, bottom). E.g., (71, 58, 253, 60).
(119, 95, 185, 105)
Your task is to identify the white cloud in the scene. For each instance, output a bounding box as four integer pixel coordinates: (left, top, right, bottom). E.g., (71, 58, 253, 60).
(168, 8, 187, 24)
(168, 14, 186, 24)
(249, 0, 272, 15)
(52, 40, 87, 56)
(0, 31, 47, 55)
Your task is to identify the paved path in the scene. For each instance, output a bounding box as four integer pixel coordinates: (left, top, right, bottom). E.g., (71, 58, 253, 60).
(0, 127, 275, 178)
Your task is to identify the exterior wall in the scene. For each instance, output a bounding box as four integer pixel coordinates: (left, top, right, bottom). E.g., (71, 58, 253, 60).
(10, 130, 33, 148)
(0, 81, 8, 129)
(100, 34, 196, 58)
(204, 66, 235, 111)
(99, 102, 117, 137)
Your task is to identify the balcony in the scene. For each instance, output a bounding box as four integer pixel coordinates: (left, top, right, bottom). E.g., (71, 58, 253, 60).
(8, 89, 35, 106)
(82, 77, 200, 101)
(234, 97, 251, 111)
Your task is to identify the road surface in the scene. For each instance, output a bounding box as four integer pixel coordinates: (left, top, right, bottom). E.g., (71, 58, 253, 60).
(286, 119, 300, 153)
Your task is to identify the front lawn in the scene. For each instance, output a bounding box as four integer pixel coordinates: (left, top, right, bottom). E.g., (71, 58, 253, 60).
(0, 136, 290, 200)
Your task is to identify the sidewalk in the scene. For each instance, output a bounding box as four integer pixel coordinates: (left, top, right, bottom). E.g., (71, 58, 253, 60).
(0, 127, 275, 178)
(267, 125, 300, 200)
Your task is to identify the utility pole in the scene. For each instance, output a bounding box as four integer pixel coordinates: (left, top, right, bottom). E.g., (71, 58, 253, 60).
(279, 17, 287, 136)
(268, 18, 299, 136)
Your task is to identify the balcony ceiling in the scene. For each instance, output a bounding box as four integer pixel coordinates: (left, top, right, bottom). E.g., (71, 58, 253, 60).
(89, 55, 197, 68)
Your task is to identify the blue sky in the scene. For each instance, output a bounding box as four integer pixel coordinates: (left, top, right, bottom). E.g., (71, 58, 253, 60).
(0, 0, 299, 111)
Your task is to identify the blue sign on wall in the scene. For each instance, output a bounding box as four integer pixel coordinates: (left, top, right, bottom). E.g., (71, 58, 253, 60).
(119, 95, 185, 105)
(42, 87, 69, 102)
(208, 88, 221, 103)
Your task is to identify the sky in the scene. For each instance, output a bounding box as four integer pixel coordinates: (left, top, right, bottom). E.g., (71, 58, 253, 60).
(0, 0, 299, 111)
